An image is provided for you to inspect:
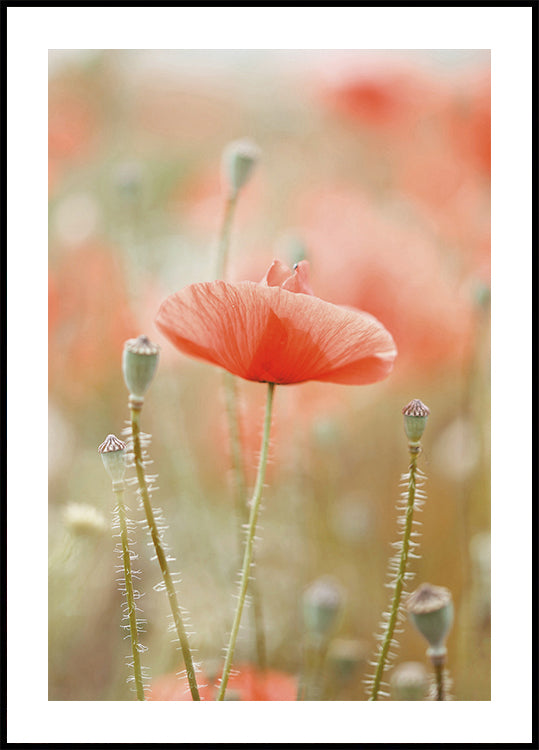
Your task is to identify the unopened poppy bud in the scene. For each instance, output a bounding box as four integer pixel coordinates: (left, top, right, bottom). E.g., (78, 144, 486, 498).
(222, 138, 260, 196)
(402, 399, 430, 445)
(406, 583, 453, 656)
(98, 434, 127, 483)
(390, 661, 428, 701)
(303, 576, 343, 639)
(122, 335, 160, 401)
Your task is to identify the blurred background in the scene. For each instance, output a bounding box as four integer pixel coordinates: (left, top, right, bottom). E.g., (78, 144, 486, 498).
(48, 49, 490, 701)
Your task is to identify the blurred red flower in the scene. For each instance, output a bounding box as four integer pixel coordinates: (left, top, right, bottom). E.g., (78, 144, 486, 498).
(148, 663, 297, 701)
(288, 187, 477, 378)
(48, 243, 137, 402)
(156, 260, 397, 386)
(321, 67, 430, 135)
(48, 80, 99, 194)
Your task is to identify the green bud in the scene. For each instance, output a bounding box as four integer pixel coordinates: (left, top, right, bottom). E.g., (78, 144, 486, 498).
(390, 661, 428, 701)
(122, 335, 160, 400)
(303, 576, 343, 639)
(402, 399, 430, 445)
(222, 138, 260, 195)
(98, 434, 127, 483)
(406, 583, 454, 653)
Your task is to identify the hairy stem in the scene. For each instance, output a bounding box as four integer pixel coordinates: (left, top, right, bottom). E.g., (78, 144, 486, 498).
(130, 406, 200, 701)
(223, 371, 267, 670)
(217, 382, 275, 700)
(114, 485, 145, 701)
(369, 446, 419, 701)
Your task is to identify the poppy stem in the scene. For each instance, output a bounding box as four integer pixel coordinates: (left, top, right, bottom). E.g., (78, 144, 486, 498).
(432, 656, 446, 701)
(215, 193, 238, 281)
(223, 371, 268, 671)
(114, 483, 146, 701)
(369, 445, 420, 701)
(217, 381, 275, 701)
(130, 404, 201, 701)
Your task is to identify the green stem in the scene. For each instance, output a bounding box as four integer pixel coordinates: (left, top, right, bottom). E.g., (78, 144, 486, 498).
(299, 636, 328, 701)
(130, 405, 200, 701)
(223, 371, 267, 671)
(215, 193, 238, 281)
(217, 382, 275, 701)
(369, 446, 419, 701)
(114, 485, 145, 701)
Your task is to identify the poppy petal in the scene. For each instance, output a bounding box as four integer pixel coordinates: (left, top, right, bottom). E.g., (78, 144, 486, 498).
(156, 278, 396, 386)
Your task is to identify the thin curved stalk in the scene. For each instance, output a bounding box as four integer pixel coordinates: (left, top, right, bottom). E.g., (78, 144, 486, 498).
(217, 382, 275, 700)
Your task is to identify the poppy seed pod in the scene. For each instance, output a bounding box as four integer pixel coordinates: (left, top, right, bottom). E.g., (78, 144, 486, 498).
(222, 138, 260, 195)
(402, 399, 430, 445)
(98, 434, 127, 483)
(122, 335, 160, 400)
(303, 576, 343, 639)
(406, 583, 454, 655)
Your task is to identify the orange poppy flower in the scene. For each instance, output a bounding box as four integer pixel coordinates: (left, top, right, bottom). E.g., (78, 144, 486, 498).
(155, 260, 397, 386)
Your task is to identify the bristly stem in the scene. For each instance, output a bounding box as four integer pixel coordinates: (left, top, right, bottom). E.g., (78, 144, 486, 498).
(369, 446, 420, 701)
(217, 382, 275, 701)
(130, 405, 200, 701)
(114, 484, 145, 701)
(223, 371, 267, 670)
(215, 193, 238, 281)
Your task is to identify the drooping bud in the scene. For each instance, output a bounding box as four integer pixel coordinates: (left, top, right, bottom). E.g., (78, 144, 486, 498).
(122, 335, 160, 402)
(406, 583, 454, 658)
(98, 434, 127, 483)
(390, 661, 428, 701)
(222, 138, 260, 196)
(402, 399, 430, 445)
(303, 576, 343, 640)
